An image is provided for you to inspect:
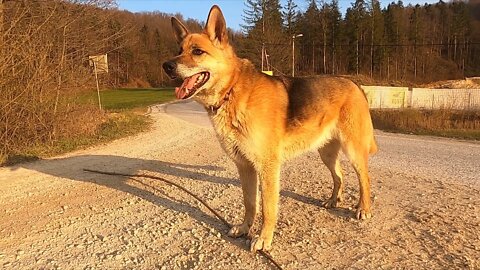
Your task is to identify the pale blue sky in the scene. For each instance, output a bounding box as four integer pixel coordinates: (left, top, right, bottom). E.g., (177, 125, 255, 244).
(117, 0, 440, 31)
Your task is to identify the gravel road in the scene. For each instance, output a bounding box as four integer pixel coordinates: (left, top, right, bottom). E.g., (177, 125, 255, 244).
(0, 100, 479, 269)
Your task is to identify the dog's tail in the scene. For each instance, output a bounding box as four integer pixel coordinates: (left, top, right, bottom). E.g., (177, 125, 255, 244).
(369, 135, 378, 155)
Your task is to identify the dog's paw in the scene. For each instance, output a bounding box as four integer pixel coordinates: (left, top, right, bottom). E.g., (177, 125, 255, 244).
(322, 196, 343, 209)
(228, 223, 251, 238)
(356, 208, 372, 220)
(250, 234, 273, 252)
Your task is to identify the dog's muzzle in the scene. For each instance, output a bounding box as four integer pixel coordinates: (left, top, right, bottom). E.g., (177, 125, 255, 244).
(162, 61, 177, 78)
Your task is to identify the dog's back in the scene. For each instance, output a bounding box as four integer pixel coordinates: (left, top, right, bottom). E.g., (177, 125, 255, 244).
(268, 75, 376, 160)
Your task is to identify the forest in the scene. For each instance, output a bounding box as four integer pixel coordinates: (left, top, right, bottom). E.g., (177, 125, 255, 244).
(103, 0, 480, 87)
(239, 0, 480, 83)
(3, 0, 476, 88)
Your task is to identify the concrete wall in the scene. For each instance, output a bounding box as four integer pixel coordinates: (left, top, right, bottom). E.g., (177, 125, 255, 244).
(361, 86, 480, 110)
(362, 86, 409, 109)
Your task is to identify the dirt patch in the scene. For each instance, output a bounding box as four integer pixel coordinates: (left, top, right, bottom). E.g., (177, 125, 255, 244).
(421, 78, 480, 89)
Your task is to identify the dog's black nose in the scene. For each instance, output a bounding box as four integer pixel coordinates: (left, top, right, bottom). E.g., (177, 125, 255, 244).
(163, 61, 176, 74)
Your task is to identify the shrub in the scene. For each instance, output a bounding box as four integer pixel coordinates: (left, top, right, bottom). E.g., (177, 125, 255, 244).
(371, 109, 480, 140)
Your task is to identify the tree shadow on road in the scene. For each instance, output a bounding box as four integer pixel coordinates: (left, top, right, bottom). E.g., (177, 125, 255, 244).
(12, 154, 254, 249)
(12, 154, 354, 243)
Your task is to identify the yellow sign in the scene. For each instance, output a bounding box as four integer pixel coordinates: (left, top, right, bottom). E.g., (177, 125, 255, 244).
(262, 70, 273, 76)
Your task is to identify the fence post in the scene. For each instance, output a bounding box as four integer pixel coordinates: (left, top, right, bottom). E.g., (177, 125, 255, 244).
(468, 91, 472, 110)
(432, 93, 435, 109)
(93, 61, 102, 111)
(379, 91, 383, 109)
(408, 87, 412, 108)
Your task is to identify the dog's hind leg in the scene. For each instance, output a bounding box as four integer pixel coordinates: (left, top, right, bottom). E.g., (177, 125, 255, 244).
(319, 139, 344, 208)
(341, 139, 372, 220)
(228, 158, 258, 238)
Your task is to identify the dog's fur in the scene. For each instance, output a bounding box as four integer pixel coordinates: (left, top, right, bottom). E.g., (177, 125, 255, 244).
(163, 6, 377, 252)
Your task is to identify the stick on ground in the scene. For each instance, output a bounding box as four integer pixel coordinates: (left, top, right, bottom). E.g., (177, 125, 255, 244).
(83, 168, 284, 270)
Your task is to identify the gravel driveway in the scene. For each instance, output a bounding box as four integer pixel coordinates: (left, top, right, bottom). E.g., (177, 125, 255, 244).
(0, 101, 478, 269)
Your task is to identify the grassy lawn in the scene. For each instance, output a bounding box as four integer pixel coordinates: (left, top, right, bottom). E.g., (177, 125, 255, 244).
(84, 88, 176, 111)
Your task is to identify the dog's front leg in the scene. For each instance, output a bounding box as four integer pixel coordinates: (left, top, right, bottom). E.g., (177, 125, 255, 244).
(228, 159, 258, 238)
(250, 160, 280, 252)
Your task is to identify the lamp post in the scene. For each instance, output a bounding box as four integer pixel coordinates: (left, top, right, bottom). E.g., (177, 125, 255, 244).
(292, 33, 303, 77)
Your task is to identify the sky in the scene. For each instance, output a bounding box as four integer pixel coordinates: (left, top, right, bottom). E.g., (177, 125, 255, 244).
(117, 0, 440, 31)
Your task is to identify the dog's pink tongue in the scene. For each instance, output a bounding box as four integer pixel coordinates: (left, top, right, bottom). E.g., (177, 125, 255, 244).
(175, 86, 186, 99)
(175, 78, 190, 99)
(175, 74, 202, 99)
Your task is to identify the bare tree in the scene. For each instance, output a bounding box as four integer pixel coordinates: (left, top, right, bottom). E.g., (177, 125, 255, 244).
(0, 0, 125, 160)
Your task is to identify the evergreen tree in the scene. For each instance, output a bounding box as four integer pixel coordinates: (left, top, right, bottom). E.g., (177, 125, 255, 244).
(328, 0, 341, 74)
(240, 0, 287, 73)
(345, 0, 368, 74)
(241, 0, 263, 34)
(369, 0, 384, 77)
(282, 0, 298, 35)
(297, 0, 321, 74)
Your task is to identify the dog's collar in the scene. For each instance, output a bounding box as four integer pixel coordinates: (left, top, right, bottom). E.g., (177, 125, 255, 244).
(208, 88, 233, 115)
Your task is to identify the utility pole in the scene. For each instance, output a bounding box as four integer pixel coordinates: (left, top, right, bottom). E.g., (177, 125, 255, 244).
(93, 61, 103, 110)
(292, 34, 303, 77)
(261, 0, 265, 71)
(261, 43, 265, 71)
(370, 0, 375, 78)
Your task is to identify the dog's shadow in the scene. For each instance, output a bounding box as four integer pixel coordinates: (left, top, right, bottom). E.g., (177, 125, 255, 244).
(12, 154, 352, 247)
(12, 154, 256, 249)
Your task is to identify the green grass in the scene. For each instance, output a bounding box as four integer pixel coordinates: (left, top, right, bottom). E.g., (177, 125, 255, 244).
(84, 88, 176, 111)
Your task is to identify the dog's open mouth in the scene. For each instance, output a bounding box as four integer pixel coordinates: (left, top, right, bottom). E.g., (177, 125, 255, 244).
(175, 72, 210, 99)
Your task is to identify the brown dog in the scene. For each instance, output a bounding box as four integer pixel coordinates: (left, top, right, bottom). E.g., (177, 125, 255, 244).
(163, 5, 377, 252)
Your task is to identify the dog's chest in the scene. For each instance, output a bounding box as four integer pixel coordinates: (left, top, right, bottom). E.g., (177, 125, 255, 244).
(210, 111, 246, 160)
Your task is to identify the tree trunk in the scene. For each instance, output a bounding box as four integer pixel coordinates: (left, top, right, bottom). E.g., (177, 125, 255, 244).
(332, 26, 335, 75)
(414, 44, 417, 83)
(323, 29, 327, 74)
(356, 38, 359, 75)
(387, 56, 390, 80)
(312, 41, 315, 74)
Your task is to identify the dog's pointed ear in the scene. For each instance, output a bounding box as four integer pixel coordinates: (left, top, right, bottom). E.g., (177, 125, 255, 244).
(204, 5, 228, 46)
(171, 17, 189, 44)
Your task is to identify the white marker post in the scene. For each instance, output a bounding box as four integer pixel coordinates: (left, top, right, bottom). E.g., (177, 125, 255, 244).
(89, 54, 109, 110)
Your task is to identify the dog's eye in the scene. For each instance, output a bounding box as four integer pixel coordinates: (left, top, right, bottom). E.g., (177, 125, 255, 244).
(192, 48, 204, 56)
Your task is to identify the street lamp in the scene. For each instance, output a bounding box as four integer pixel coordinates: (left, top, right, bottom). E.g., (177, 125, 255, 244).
(292, 33, 303, 77)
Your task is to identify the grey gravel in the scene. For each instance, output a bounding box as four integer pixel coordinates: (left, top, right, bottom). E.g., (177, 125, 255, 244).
(0, 101, 478, 269)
